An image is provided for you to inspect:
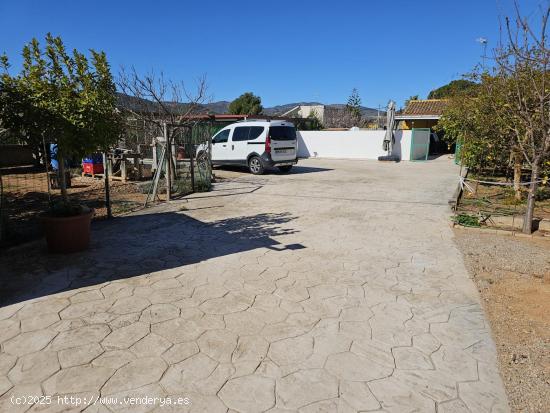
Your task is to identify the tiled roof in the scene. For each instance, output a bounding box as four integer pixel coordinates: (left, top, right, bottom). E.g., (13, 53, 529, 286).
(401, 99, 448, 117)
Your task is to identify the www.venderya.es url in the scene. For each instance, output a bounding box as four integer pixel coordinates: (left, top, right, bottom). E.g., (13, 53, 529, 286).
(10, 394, 192, 408)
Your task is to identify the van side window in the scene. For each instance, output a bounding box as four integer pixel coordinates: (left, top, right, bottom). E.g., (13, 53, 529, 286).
(248, 127, 264, 140)
(232, 127, 251, 142)
(213, 129, 230, 143)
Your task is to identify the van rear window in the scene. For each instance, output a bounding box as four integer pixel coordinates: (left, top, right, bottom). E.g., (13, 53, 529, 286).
(269, 126, 296, 141)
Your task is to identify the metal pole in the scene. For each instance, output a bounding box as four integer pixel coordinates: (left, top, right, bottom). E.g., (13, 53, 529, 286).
(208, 122, 213, 184)
(103, 152, 112, 218)
(164, 122, 171, 201)
(190, 143, 195, 192)
(0, 169, 4, 243)
(41, 134, 52, 204)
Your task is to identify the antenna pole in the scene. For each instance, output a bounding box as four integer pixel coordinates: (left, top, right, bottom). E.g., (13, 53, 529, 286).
(477, 37, 488, 70)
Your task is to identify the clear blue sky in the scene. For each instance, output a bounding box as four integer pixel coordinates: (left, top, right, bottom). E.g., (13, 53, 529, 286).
(0, 0, 546, 108)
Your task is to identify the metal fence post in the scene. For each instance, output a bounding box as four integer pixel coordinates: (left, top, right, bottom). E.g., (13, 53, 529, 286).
(190, 144, 195, 192)
(0, 170, 4, 244)
(208, 122, 213, 186)
(103, 152, 112, 218)
(164, 122, 171, 201)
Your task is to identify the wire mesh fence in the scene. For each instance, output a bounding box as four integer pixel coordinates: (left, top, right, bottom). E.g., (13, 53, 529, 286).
(171, 122, 218, 197)
(0, 164, 50, 245)
(0, 121, 216, 248)
(453, 153, 550, 233)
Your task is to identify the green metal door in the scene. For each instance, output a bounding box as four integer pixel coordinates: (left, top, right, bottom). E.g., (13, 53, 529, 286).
(410, 128, 430, 161)
(454, 139, 462, 165)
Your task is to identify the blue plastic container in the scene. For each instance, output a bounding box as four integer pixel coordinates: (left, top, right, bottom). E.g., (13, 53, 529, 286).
(82, 154, 104, 164)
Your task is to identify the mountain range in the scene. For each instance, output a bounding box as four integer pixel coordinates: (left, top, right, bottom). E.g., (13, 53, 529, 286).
(117, 93, 383, 118)
(204, 101, 383, 118)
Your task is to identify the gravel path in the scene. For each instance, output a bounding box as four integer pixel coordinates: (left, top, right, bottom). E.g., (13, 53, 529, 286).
(454, 231, 550, 413)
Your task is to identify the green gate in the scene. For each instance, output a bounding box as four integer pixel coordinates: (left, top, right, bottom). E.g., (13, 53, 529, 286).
(454, 139, 462, 165)
(409, 128, 431, 161)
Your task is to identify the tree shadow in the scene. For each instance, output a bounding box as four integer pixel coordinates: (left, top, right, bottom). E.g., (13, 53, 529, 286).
(0, 210, 301, 306)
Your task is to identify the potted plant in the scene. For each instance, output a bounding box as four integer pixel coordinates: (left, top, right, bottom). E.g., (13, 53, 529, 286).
(41, 201, 94, 253)
(1, 34, 121, 253)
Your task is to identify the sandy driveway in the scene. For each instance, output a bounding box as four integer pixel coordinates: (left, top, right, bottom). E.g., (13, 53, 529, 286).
(0, 157, 508, 412)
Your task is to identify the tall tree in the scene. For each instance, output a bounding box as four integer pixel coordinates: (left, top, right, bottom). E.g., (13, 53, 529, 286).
(438, 2, 550, 233)
(228, 92, 262, 115)
(437, 77, 512, 177)
(491, 2, 550, 233)
(0, 34, 122, 202)
(346, 88, 362, 119)
(117, 67, 208, 200)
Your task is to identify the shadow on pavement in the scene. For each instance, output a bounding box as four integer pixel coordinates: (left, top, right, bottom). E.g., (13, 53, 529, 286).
(0, 211, 300, 306)
(214, 165, 333, 175)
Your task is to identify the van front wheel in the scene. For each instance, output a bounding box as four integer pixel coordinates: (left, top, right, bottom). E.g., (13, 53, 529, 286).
(277, 165, 293, 173)
(248, 156, 265, 175)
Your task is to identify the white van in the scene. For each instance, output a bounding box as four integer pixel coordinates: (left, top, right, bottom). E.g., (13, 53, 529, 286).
(198, 120, 298, 175)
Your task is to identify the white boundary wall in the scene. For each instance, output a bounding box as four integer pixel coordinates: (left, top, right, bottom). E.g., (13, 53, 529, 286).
(297, 130, 412, 160)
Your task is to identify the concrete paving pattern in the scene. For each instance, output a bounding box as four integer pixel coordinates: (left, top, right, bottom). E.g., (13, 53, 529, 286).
(0, 158, 509, 412)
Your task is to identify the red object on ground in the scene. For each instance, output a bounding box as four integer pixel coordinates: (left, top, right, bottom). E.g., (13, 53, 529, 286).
(82, 162, 104, 175)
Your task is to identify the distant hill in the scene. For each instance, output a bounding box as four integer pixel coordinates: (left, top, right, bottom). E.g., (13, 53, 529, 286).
(324, 104, 382, 118)
(117, 93, 383, 118)
(116, 93, 205, 115)
(203, 101, 231, 114)
(261, 102, 323, 115)
(207, 101, 383, 118)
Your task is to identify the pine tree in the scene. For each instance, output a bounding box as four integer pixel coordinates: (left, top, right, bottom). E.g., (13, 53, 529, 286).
(346, 88, 362, 119)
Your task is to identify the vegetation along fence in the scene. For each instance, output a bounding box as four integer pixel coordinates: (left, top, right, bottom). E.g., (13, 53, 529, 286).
(452, 142, 550, 233)
(0, 121, 216, 248)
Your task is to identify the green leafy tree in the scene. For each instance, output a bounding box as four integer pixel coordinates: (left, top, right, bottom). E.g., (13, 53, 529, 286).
(228, 92, 263, 115)
(346, 88, 362, 119)
(0, 34, 121, 202)
(491, 6, 550, 233)
(428, 80, 479, 99)
(438, 3, 550, 234)
(305, 109, 323, 130)
(436, 79, 512, 175)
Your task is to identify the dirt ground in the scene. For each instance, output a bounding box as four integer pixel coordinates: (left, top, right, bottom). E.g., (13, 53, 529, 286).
(1, 168, 152, 246)
(458, 178, 550, 222)
(454, 230, 550, 413)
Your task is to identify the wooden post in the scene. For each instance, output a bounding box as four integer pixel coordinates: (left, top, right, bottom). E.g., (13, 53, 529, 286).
(120, 157, 127, 181)
(209, 125, 213, 183)
(164, 122, 171, 201)
(134, 155, 142, 180)
(0, 171, 4, 243)
(103, 153, 112, 218)
(190, 144, 195, 192)
(153, 139, 158, 172)
(57, 151, 69, 202)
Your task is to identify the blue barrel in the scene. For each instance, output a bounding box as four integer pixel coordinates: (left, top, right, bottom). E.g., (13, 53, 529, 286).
(50, 144, 59, 170)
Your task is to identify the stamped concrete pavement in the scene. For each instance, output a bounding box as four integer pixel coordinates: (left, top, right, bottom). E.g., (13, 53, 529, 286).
(0, 157, 508, 412)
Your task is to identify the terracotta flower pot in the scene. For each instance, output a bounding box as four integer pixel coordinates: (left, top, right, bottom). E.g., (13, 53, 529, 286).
(41, 209, 94, 253)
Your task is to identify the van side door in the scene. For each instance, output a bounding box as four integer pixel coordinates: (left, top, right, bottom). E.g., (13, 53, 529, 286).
(228, 126, 251, 163)
(211, 128, 231, 163)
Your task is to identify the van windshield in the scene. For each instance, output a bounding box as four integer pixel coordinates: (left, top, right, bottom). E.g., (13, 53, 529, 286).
(269, 126, 296, 141)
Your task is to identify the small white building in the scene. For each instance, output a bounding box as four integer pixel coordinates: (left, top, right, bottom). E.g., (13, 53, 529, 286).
(282, 105, 326, 122)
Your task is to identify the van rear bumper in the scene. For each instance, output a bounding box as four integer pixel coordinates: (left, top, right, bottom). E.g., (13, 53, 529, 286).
(260, 153, 298, 167)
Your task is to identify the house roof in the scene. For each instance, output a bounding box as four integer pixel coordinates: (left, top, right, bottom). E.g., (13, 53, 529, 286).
(395, 99, 448, 120)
